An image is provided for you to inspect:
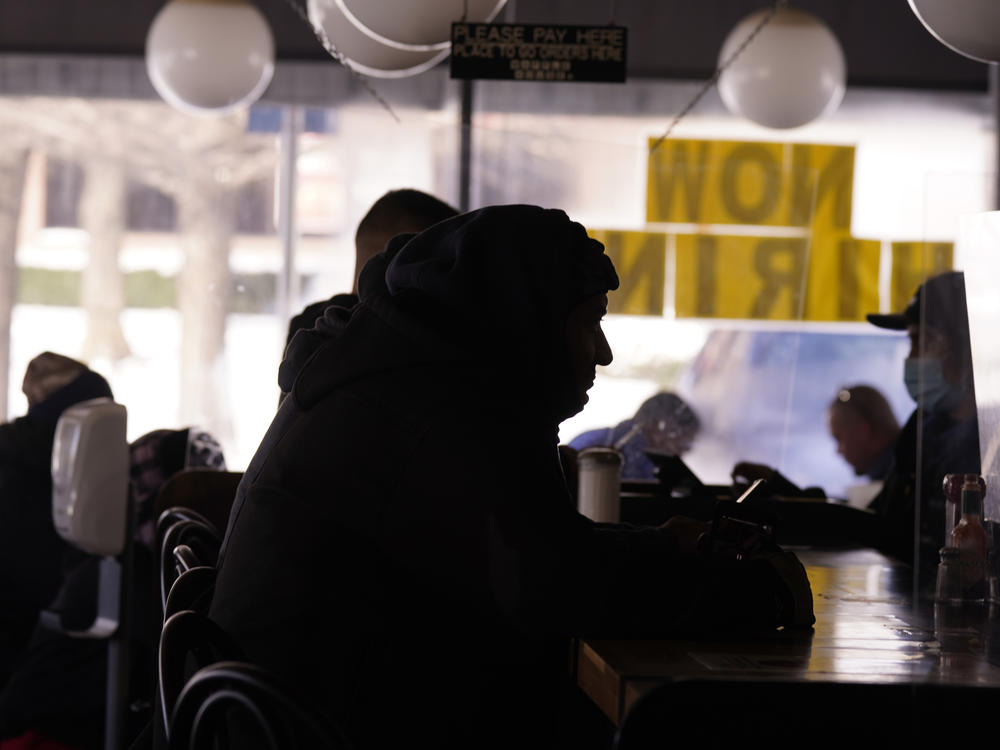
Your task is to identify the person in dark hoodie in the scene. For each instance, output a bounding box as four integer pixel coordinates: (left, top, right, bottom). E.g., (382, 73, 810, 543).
(211, 205, 814, 750)
(283, 188, 459, 351)
(0, 352, 113, 689)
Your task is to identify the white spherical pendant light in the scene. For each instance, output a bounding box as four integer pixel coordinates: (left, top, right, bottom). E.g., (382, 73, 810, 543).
(146, 0, 275, 116)
(717, 7, 846, 129)
(307, 0, 449, 78)
(336, 0, 507, 51)
(908, 0, 1000, 63)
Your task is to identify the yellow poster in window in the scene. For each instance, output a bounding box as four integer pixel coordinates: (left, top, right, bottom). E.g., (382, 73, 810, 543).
(804, 234, 880, 321)
(590, 229, 667, 316)
(674, 232, 880, 321)
(889, 242, 954, 313)
(675, 234, 808, 320)
(645, 138, 855, 238)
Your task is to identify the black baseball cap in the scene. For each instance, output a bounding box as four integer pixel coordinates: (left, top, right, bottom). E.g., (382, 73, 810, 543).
(867, 270, 968, 334)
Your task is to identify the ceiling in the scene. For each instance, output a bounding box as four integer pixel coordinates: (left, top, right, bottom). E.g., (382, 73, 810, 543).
(0, 0, 990, 90)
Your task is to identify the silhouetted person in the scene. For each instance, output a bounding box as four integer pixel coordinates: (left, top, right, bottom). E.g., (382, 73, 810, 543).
(212, 205, 813, 750)
(284, 188, 459, 350)
(827, 385, 900, 480)
(0, 353, 112, 689)
(0, 427, 227, 749)
(569, 392, 700, 479)
(866, 270, 980, 579)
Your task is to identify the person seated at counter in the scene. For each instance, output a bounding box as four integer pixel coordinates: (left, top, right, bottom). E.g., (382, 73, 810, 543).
(827, 384, 900, 481)
(865, 270, 980, 577)
(0, 352, 113, 690)
(568, 391, 701, 480)
(280, 189, 459, 405)
(211, 205, 814, 750)
(738, 384, 900, 491)
(284, 188, 459, 350)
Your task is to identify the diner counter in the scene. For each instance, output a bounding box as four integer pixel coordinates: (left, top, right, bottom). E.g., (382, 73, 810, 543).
(574, 547, 1000, 726)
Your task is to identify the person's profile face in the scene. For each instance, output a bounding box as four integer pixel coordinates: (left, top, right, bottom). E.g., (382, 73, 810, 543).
(907, 323, 963, 385)
(828, 407, 873, 476)
(562, 293, 613, 419)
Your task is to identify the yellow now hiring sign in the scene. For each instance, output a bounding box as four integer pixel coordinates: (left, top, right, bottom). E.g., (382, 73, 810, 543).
(645, 139, 854, 232)
(591, 138, 953, 322)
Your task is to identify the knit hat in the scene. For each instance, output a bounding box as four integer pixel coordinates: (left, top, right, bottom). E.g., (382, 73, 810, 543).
(377, 204, 619, 362)
(22, 352, 88, 407)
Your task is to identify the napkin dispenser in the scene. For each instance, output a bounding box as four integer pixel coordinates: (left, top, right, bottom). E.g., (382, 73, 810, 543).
(51, 398, 129, 557)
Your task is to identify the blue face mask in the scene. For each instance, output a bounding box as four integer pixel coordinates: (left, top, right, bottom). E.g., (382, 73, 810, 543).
(904, 357, 963, 414)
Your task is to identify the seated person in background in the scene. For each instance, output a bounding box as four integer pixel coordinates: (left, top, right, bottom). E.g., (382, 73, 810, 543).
(0, 353, 112, 690)
(730, 386, 900, 500)
(0, 427, 227, 750)
(827, 385, 900, 481)
(284, 188, 459, 350)
(865, 270, 980, 578)
(212, 205, 813, 750)
(568, 391, 700, 479)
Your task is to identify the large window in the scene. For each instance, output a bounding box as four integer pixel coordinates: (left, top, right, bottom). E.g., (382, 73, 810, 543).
(0, 64, 994, 491)
(465, 81, 993, 498)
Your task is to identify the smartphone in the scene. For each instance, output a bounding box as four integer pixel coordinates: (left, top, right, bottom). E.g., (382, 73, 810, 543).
(735, 477, 768, 505)
(700, 478, 777, 560)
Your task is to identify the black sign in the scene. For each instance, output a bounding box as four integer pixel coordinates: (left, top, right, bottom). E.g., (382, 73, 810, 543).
(450, 23, 627, 83)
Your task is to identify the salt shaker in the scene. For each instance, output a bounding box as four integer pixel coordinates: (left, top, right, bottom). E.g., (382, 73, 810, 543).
(936, 546, 964, 603)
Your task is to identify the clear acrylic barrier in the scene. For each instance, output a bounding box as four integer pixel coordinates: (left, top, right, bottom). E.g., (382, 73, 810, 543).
(961, 211, 1000, 601)
(467, 121, 919, 499)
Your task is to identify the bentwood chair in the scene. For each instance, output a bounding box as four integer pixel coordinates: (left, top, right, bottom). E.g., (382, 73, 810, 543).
(153, 469, 243, 542)
(158, 609, 243, 738)
(162, 560, 216, 619)
(168, 661, 352, 750)
(157, 509, 221, 615)
(157, 588, 352, 749)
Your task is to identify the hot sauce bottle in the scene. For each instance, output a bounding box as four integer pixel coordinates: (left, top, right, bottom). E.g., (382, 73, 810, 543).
(951, 473, 987, 601)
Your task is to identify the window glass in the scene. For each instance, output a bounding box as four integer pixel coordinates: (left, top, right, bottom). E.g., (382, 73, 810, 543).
(467, 82, 991, 500)
(3, 97, 285, 469)
(0, 71, 992, 488)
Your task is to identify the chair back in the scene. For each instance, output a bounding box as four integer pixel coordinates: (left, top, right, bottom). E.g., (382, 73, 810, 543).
(158, 609, 244, 740)
(169, 661, 351, 750)
(163, 564, 216, 620)
(153, 469, 243, 541)
(157, 509, 221, 614)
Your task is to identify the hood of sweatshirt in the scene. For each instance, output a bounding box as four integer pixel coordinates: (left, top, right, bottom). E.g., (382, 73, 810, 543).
(280, 205, 619, 421)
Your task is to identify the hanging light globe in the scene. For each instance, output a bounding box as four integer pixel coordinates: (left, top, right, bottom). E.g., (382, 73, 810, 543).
(336, 0, 507, 51)
(717, 7, 846, 129)
(307, 0, 449, 78)
(145, 0, 275, 117)
(908, 0, 1000, 63)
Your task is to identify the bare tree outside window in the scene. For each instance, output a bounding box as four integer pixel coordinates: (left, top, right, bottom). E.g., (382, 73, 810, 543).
(0, 97, 278, 445)
(0, 147, 28, 419)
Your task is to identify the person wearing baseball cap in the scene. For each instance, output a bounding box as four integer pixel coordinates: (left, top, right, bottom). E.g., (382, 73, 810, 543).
(0, 353, 113, 689)
(865, 270, 980, 581)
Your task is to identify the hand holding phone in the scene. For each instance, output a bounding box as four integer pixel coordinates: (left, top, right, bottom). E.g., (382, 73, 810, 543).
(698, 479, 778, 561)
